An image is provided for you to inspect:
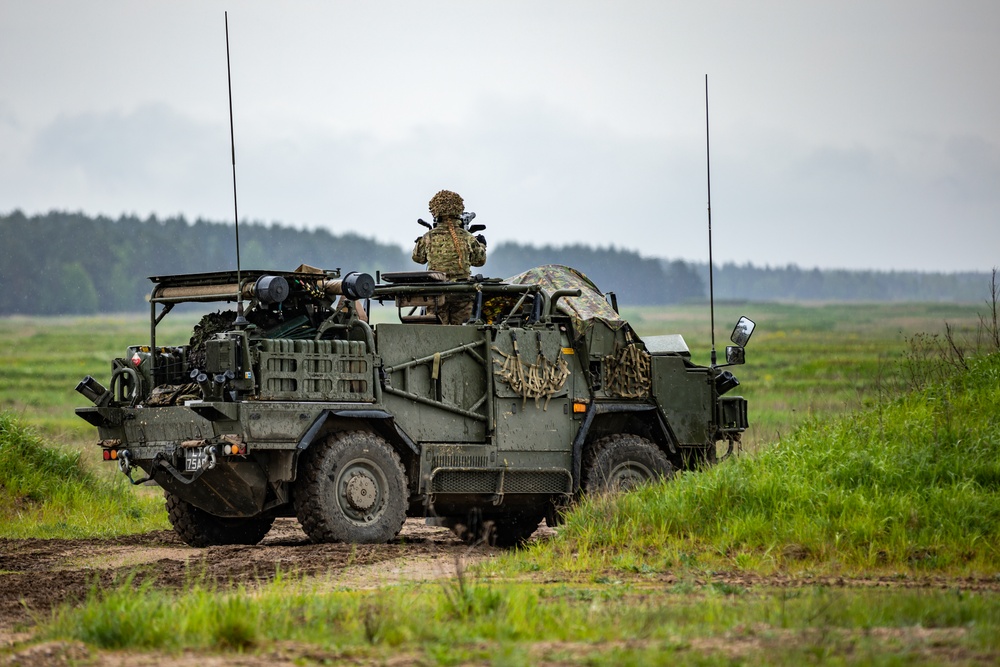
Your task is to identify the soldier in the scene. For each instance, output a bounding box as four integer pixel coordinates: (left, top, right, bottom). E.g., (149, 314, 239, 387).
(412, 190, 487, 324)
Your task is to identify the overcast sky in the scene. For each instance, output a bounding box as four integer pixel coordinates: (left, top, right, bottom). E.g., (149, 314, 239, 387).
(1, 1, 998, 273)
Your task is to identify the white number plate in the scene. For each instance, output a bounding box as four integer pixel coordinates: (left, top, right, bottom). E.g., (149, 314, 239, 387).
(184, 449, 206, 472)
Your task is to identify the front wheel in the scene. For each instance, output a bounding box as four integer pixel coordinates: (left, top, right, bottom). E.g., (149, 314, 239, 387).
(582, 434, 673, 494)
(294, 431, 408, 544)
(165, 491, 274, 547)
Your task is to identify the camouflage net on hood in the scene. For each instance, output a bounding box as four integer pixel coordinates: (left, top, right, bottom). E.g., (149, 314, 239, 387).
(506, 264, 650, 398)
(505, 264, 625, 338)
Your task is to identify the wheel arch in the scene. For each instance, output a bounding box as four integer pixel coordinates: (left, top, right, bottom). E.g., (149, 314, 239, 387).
(571, 402, 677, 492)
(296, 409, 421, 493)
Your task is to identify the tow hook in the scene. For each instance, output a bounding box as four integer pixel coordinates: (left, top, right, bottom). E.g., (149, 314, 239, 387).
(118, 449, 152, 485)
(118, 448, 134, 476)
(202, 445, 218, 471)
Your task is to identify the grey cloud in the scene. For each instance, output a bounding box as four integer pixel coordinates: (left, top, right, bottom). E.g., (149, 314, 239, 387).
(29, 104, 228, 198)
(4, 100, 999, 273)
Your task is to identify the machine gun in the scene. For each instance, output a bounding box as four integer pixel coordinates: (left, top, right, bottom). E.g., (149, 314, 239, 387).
(417, 211, 487, 246)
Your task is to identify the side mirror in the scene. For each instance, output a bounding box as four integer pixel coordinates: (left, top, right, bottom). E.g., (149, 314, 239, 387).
(725, 345, 745, 366)
(730, 316, 756, 347)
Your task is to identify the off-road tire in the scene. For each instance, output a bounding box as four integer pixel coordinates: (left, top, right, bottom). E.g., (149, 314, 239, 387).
(165, 491, 274, 547)
(582, 433, 673, 494)
(293, 430, 407, 544)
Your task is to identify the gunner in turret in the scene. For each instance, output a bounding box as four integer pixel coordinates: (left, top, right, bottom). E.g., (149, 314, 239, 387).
(411, 189, 487, 324)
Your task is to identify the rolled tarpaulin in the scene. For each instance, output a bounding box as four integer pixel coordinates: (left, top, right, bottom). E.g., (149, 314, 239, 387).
(153, 283, 247, 302)
(153, 275, 290, 304)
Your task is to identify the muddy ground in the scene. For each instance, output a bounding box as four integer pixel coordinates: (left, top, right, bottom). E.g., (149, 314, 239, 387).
(3, 521, 999, 665)
(3, 518, 999, 631)
(0, 518, 515, 634)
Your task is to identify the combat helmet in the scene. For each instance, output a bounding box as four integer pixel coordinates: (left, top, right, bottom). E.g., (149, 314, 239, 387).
(429, 190, 464, 220)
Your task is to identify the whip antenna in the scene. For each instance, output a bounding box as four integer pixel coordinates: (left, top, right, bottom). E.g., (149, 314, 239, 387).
(225, 11, 247, 327)
(705, 74, 716, 367)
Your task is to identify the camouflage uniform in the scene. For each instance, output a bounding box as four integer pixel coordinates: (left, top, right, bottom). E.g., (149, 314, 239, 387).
(412, 190, 487, 324)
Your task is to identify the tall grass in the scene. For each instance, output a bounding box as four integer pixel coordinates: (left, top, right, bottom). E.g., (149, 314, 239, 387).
(513, 350, 1000, 575)
(0, 412, 166, 538)
(41, 571, 1000, 662)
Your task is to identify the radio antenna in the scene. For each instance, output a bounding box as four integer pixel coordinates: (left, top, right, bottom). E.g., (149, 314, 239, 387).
(705, 74, 716, 367)
(225, 11, 247, 327)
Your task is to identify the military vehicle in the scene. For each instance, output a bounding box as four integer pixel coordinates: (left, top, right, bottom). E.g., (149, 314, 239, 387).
(75, 263, 754, 547)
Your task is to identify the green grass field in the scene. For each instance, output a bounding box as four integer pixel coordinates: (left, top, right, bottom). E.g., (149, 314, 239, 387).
(2, 302, 998, 665)
(624, 302, 985, 448)
(0, 303, 985, 537)
(1, 302, 984, 449)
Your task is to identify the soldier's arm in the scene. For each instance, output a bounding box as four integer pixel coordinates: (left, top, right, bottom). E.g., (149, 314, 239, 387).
(412, 235, 428, 264)
(467, 235, 486, 267)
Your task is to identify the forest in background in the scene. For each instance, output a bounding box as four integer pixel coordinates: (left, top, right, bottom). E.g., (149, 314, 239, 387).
(0, 210, 989, 315)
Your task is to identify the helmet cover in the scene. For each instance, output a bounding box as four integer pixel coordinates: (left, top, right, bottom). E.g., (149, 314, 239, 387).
(429, 190, 464, 219)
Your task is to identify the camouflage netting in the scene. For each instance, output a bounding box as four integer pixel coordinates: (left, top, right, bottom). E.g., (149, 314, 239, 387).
(187, 311, 239, 369)
(493, 345, 571, 410)
(507, 265, 650, 398)
(506, 264, 625, 339)
(603, 330, 651, 398)
(146, 382, 200, 406)
(429, 190, 464, 219)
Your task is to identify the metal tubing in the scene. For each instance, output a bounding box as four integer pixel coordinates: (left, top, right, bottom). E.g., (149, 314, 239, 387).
(381, 385, 489, 422)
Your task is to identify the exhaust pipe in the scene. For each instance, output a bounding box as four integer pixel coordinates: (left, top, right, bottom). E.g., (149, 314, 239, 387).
(76, 376, 112, 407)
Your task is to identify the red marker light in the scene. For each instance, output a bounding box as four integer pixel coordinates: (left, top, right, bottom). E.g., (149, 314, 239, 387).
(131, 353, 142, 366)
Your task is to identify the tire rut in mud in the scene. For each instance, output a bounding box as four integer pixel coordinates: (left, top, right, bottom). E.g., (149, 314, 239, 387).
(0, 519, 469, 630)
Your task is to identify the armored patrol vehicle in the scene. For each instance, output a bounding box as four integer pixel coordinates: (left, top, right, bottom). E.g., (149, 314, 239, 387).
(76, 264, 753, 547)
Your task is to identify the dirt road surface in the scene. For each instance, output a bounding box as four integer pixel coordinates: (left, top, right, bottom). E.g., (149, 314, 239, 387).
(0, 518, 542, 635)
(2, 520, 998, 666)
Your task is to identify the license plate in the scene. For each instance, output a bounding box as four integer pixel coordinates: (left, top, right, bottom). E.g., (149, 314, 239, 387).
(185, 449, 206, 472)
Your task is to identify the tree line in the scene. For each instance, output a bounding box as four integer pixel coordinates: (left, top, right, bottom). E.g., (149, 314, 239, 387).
(698, 262, 987, 303)
(0, 210, 988, 315)
(0, 210, 408, 315)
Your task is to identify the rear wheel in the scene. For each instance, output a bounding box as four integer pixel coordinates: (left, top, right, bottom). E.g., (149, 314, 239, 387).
(294, 431, 407, 544)
(165, 491, 274, 547)
(582, 434, 673, 494)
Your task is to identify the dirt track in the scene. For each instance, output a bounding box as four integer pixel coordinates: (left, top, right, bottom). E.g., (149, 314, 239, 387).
(3, 520, 999, 666)
(4, 517, 999, 634)
(0, 518, 510, 634)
